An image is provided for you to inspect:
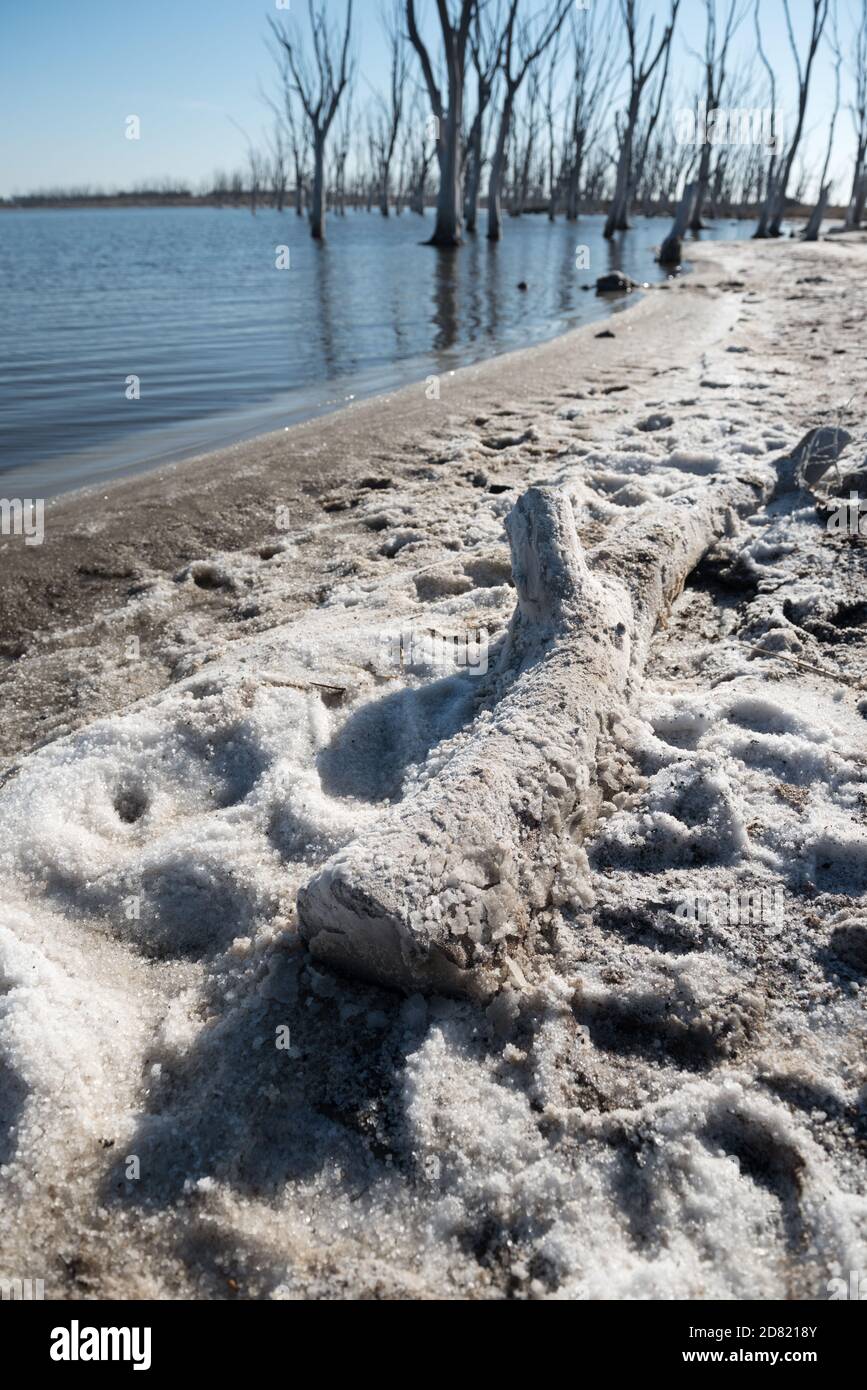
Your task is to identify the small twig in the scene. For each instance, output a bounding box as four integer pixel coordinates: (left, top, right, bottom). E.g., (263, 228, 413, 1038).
(743, 641, 867, 691)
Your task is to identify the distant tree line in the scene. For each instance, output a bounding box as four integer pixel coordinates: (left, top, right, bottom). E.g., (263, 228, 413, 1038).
(8, 0, 865, 247)
(260, 0, 865, 246)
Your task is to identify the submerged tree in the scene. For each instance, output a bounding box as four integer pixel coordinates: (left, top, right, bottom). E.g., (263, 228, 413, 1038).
(268, 120, 289, 213)
(281, 88, 311, 217)
(604, 0, 681, 239)
(406, 0, 477, 247)
(371, 2, 408, 216)
(687, 0, 747, 229)
(508, 64, 544, 218)
(332, 81, 355, 214)
(269, 0, 354, 241)
(804, 0, 840, 240)
(751, 0, 780, 236)
(543, 25, 563, 221)
(562, 4, 616, 222)
(404, 86, 436, 214)
(844, 0, 867, 227)
(754, 0, 829, 238)
(486, 0, 571, 240)
(464, 3, 502, 234)
(228, 118, 265, 216)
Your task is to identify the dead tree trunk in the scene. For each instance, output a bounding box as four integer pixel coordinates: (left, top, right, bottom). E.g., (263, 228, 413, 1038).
(844, 1, 867, 227)
(284, 97, 310, 217)
(299, 471, 770, 1001)
(268, 122, 289, 213)
(804, 29, 840, 243)
(406, 0, 476, 248)
(269, 1, 354, 242)
(372, 2, 407, 218)
(752, 0, 779, 238)
(759, 0, 829, 239)
(604, 0, 681, 239)
(487, 0, 570, 241)
(563, 3, 615, 223)
(310, 131, 325, 233)
(487, 90, 515, 240)
(464, 8, 499, 234)
(689, 0, 744, 230)
(659, 180, 697, 264)
(407, 99, 434, 215)
(544, 28, 562, 220)
(803, 184, 830, 240)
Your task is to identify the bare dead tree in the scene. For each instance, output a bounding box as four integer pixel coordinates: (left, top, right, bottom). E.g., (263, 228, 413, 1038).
(751, 0, 780, 234)
(544, 24, 564, 219)
(464, 2, 503, 233)
(371, 2, 409, 216)
(228, 118, 264, 215)
(394, 135, 409, 213)
(264, 84, 309, 216)
(268, 0, 354, 241)
(268, 120, 289, 212)
(509, 63, 544, 216)
(686, 0, 747, 229)
(406, 0, 477, 247)
(604, 0, 681, 238)
(332, 81, 355, 214)
(628, 22, 680, 216)
(281, 91, 311, 217)
(405, 86, 436, 214)
(805, 0, 841, 239)
(705, 61, 759, 215)
(251, 151, 264, 214)
(844, 0, 867, 227)
(637, 99, 696, 212)
(563, 5, 616, 221)
(487, 0, 571, 241)
(755, 0, 830, 238)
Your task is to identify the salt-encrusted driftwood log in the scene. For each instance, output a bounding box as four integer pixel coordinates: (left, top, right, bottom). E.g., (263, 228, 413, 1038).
(298, 473, 769, 1001)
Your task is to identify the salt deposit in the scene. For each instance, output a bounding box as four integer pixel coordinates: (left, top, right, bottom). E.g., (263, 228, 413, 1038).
(1, 239, 865, 1299)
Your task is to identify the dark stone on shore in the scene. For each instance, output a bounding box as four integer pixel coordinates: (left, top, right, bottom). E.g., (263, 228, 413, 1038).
(517, 281, 528, 291)
(595, 330, 616, 339)
(773, 427, 853, 497)
(828, 924, 867, 975)
(595, 272, 638, 294)
(824, 463, 867, 497)
(792, 428, 853, 487)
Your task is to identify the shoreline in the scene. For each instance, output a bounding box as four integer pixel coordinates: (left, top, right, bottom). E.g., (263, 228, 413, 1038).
(3, 207, 702, 507)
(1, 247, 722, 658)
(4, 276, 650, 507)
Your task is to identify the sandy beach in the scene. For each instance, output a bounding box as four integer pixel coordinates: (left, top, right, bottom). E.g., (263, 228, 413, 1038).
(1, 235, 866, 1299)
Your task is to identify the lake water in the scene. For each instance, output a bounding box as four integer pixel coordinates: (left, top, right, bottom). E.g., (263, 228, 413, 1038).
(0, 207, 757, 498)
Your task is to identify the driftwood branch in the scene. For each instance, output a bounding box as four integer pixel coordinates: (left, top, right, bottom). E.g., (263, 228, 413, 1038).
(298, 473, 769, 1001)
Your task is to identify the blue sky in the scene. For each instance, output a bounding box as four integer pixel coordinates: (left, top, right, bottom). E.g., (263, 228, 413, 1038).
(0, 1, 859, 200)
